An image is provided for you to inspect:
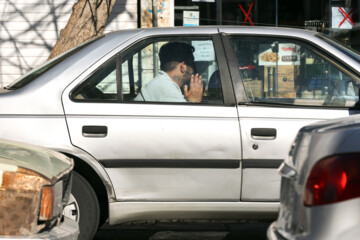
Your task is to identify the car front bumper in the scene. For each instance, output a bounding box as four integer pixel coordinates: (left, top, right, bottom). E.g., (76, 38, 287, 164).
(267, 221, 287, 240)
(0, 217, 79, 240)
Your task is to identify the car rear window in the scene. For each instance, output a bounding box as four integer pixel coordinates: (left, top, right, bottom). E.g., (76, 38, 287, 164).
(6, 37, 101, 90)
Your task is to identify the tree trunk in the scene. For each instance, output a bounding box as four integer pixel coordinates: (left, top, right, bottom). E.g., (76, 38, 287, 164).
(48, 0, 117, 59)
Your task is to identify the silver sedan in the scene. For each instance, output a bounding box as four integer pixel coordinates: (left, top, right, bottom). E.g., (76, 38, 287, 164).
(1, 26, 360, 240)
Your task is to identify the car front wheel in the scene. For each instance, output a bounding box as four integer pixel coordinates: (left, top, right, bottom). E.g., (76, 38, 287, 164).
(63, 172, 100, 240)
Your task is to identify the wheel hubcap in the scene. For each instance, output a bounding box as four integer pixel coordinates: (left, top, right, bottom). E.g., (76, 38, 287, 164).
(63, 193, 80, 222)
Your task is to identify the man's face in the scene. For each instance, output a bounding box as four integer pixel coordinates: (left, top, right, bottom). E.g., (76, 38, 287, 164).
(182, 64, 194, 83)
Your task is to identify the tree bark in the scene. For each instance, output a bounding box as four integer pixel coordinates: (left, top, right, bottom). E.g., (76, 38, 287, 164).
(48, 0, 116, 59)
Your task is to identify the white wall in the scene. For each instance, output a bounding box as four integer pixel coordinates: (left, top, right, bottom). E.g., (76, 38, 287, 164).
(0, 0, 137, 87)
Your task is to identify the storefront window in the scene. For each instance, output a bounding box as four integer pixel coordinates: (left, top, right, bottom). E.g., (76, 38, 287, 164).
(173, 0, 359, 50)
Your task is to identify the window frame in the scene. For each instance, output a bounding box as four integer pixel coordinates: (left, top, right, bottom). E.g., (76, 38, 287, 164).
(70, 34, 236, 106)
(70, 56, 119, 103)
(223, 34, 360, 109)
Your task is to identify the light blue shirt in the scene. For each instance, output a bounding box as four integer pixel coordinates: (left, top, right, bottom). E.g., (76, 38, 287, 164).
(134, 71, 186, 102)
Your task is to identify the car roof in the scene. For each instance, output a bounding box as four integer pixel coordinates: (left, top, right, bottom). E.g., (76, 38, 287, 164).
(103, 25, 318, 39)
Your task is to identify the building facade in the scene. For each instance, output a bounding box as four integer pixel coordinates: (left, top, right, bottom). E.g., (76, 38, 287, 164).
(174, 0, 359, 48)
(0, 0, 359, 87)
(0, 0, 137, 86)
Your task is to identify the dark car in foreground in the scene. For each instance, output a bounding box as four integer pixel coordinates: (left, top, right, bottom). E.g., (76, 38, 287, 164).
(1, 26, 360, 239)
(0, 139, 78, 239)
(267, 114, 360, 240)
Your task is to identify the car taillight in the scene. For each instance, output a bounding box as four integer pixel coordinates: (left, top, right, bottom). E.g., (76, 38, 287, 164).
(303, 153, 360, 206)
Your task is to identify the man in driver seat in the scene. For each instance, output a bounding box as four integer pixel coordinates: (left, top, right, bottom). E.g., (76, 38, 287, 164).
(134, 42, 203, 103)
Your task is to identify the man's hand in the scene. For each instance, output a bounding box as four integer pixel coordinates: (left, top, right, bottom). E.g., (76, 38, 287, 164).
(184, 74, 203, 103)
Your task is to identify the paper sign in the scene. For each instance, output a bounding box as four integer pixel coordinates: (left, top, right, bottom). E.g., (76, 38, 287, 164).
(192, 41, 215, 61)
(259, 43, 300, 66)
(183, 11, 199, 26)
(332, 7, 354, 29)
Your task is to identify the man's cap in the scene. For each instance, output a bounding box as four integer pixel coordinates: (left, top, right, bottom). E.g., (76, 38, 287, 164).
(159, 42, 195, 69)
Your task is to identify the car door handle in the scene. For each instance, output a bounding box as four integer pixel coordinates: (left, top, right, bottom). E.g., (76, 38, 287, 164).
(82, 126, 108, 138)
(251, 128, 276, 140)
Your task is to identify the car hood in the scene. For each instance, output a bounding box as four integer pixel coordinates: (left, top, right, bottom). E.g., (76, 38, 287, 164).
(0, 138, 73, 180)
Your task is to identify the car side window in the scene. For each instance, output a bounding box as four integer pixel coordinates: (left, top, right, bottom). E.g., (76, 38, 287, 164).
(71, 37, 224, 104)
(122, 38, 223, 104)
(72, 59, 117, 101)
(230, 36, 360, 107)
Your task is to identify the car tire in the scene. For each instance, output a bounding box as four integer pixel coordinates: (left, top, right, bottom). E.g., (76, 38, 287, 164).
(71, 171, 100, 240)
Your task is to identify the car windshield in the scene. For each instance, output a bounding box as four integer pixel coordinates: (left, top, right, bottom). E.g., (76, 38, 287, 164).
(317, 33, 360, 62)
(6, 37, 101, 90)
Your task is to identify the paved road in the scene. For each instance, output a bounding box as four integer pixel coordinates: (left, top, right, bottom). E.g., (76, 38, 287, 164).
(94, 221, 271, 240)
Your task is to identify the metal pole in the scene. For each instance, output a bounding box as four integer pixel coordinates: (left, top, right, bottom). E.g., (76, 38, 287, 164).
(152, 0, 158, 27)
(152, 0, 158, 76)
(153, 43, 159, 76)
(216, 0, 222, 25)
(275, 52, 278, 97)
(275, 0, 278, 26)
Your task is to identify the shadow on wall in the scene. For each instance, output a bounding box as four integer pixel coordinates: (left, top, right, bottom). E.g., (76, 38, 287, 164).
(0, 0, 134, 87)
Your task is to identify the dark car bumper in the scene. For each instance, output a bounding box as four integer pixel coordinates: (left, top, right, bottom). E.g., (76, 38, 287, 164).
(0, 217, 79, 240)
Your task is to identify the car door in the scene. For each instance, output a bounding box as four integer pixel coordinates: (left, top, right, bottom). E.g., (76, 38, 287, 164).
(222, 30, 360, 201)
(62, 33, 242, 202)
